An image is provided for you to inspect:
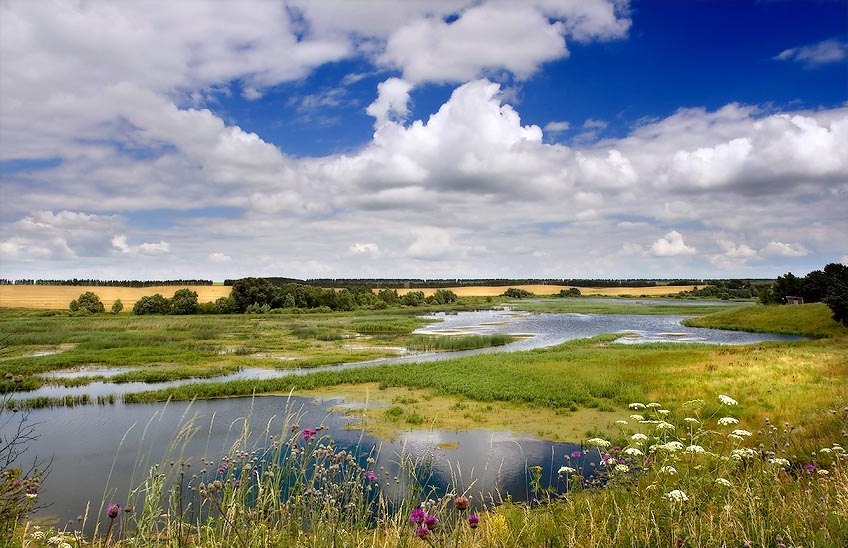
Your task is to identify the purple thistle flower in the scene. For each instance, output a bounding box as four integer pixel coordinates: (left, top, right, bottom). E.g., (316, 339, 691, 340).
(804, 463, 816, 473)
(302, 428, 318, 442)
(571, 450, 582, 459)
(410, 507, 426, 524)
(106, 503, 121, 519)
(424, 514, 438, 528)
(467, 513, 480, 529)
(366, 471, 378, 481)
(415, 525, 429, 539)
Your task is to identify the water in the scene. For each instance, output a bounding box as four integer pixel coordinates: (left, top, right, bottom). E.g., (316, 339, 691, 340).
(6, 308, 802, 526)
(19, 395, 595, 527)
(22, 309, 801, 401)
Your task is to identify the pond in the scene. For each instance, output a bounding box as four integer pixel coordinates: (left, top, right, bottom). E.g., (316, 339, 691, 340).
(20, 394, 597, 528)
(6, 308, 802, 527)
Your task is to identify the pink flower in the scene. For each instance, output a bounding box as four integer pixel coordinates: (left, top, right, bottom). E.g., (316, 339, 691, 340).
(467, 514, 480, 529)
(366, 471, 378, 481)
(415, 525, 429, 539)
(302, 428, 318, 442)
(410, 507, 426, 524)
(106, 503, 121, 519)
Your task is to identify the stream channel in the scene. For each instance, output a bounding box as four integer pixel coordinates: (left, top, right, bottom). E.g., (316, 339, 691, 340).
(8, 305, 802, 526)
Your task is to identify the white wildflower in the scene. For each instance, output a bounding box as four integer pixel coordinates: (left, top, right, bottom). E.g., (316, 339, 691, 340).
(818, 469, 829, 476)
(717, 417, 739, 426)
(615, 464, 630, 473)
(714, 478, 732, 487)
(819, 447, 832, 454)
(629, 403, 646, 410)
(631, 433, 648, 442)
(657, 409, 671, 415)
(684, 417, 699, 424)
(685, 444, 705, 454)
(587, 438, 611, 448)
(656, 421, 675, 431)
(664, 489, 689, 503)
(615, 420, 628, 425)
(647, 402, 662, 409)
(31, 531, 46, 541)
(731, 429, 752, 437)
(768, 457, 790, 468)
(558, 466, 576, 475)
(659, 465, 678, 475)
(718, 394, 738, 406)
(630, 414, 645, 421)
(728, 434, 744, 442)
(624, 447, 644, 457)
(731, 448, 757, 461)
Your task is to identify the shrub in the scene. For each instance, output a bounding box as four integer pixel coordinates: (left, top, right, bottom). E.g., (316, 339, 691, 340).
(68, 291, 105, 314)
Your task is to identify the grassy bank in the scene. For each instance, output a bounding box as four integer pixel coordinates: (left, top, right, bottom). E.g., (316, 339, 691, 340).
(683, 302, 844, 337)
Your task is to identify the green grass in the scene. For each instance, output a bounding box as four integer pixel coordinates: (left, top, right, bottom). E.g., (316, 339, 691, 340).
(121, 304, 848, 449)
(683, 302, 844, 337)
(406, 333, 515, 351)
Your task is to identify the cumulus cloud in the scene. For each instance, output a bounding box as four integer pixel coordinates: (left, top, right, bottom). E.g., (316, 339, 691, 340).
(0, 210, 122, 260)
(112, 235, 171, 256)
(366, 78, 413, 126)
(775, 38, 848, 67)
(349, 242, 381, 256)
(762, 241, 808, 257)
(649, 231, 696, 257)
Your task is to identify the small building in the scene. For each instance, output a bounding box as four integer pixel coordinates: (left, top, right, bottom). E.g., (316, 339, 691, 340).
(785, 296, 804, 305)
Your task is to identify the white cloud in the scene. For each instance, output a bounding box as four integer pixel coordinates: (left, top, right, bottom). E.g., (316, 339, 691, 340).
(366, 78, 413, 126)
(349, 242, 381, 256)
(544, 121, 570, 134)
(775, 38, 848, 67)
(380, 3, 568, 83)
(406, 228, 455, 259)
(208, 252, 231, 263)
(649, 231, 696, 257)
(762, 241, 808, 257)
(112, 234, 170, 256)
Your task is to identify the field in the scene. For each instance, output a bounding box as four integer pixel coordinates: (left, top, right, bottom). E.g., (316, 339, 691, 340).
(0, 283, 699, 310)
(4, 300, 847, 547)
(0, 284, 232, 309)
(396, 284, 702, 297)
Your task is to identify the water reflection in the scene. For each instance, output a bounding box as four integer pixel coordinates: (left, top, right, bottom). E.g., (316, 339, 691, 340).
(22, 395, 594, 527)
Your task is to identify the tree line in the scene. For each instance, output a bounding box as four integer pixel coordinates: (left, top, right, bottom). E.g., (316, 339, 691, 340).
(66, 279, 460, 316)
(3, 279, 213, 286)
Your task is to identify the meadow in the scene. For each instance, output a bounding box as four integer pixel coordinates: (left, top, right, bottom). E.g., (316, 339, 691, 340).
(3, 299, 847, 547)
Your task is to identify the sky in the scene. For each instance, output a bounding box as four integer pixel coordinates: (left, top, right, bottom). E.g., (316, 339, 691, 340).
(0, 0, 846, 282)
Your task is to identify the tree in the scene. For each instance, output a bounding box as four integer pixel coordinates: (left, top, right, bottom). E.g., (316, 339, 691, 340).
(69, 291, 105, 314)
(170, 288, 198, 315)
(427, 289, 458, 305)
(822, 263, 848, 327)
(400, 291, 426, 307)
(111, 299, 124, 314)
(132, 294, 171, 315)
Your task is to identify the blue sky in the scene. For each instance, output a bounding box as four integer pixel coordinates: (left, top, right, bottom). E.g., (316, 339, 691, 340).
(1, 0, 846, 281)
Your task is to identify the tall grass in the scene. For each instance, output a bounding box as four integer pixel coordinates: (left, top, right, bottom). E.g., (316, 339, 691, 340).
(406, 333, 515, 351)
(18, 393, 848, 547)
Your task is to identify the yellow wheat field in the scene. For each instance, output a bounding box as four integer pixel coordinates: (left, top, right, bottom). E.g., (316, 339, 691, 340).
(0, 283, 696, 309)
(396, 284, 697, 297)
(0, 285, 233, 309)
